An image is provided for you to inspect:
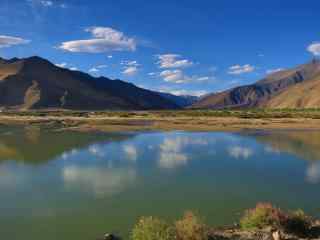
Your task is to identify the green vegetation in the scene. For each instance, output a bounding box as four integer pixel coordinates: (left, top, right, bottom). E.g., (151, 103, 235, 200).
(3, 108, 320, 119)
(175, 211, 209, 240)
(240, 203, 286, 230)
(240, 203, 313, 237)
(131, 212, 209, 240)
(128, 204, 316, 240)
(131, 217, 174, 240)
(283, 210, 312, 237)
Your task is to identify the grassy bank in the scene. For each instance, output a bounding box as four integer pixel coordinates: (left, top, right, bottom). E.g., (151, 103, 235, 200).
(3, 108, 320, 119)
(2, 109, 320, 132)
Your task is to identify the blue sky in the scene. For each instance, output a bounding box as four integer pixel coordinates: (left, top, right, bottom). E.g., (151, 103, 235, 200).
(0, 0, 320, 96)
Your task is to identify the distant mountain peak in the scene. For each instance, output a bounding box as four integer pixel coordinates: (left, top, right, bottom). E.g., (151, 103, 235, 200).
(0, 56, 179, 110)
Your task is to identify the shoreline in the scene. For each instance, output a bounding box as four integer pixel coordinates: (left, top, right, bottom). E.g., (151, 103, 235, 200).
(99, 203, 320, 240)
(1, 112, 320, 132)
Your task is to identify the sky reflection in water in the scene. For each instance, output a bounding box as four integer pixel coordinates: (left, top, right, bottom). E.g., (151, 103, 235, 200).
(0, 127, 319, 240)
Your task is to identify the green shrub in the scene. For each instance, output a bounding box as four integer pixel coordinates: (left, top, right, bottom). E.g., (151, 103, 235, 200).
(175, 211, 209, 240)
(240, 203, 286, 230)
(282, 210, 312, 237)
(131, 216, 174, 240)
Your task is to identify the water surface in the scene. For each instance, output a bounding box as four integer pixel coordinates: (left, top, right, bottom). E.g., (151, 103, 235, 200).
(0, 126, 319, 239)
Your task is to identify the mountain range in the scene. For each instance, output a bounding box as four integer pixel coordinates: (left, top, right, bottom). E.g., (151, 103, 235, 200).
(191, 59, 320, 109)
(1, 56, 320, 111)
(0, 56, 186, 110)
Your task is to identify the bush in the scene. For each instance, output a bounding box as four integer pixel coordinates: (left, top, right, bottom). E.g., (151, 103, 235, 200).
(131, 216, 174, 240)
(282, 210, 312, 237)
(240, 203, 286, 230)
(175, 211, 209, 240)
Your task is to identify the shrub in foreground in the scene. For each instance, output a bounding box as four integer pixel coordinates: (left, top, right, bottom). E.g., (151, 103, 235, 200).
(282, 210, 312, 237)
(240, 203, 286, 230)
(175, 211, 209, 240)
(131, 216, 174, 240)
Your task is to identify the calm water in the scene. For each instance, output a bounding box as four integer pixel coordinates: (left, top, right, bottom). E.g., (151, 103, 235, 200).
(0, 126, 320, 240)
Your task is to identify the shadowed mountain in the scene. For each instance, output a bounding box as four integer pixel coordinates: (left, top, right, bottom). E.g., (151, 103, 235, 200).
(191, 59, 320, 109)
(0, 56, 179, 110)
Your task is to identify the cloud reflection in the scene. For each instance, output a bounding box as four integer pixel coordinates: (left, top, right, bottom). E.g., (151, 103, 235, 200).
(62, 166, 136, 197)
(306, 162, 320, 184)
(158, 136, 208, 169)
(228, 146, 253, 159)
(123, 145, 137, 162)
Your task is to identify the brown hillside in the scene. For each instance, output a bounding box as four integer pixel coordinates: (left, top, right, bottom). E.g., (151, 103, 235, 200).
(191, 60, 320, 109)
(265, 74, 320, 108)
(0, 56, 179, 110)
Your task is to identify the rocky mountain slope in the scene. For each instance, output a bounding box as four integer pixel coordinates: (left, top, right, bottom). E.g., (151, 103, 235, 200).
(0, 56, 179, 110)
(191, 59, 320, 109)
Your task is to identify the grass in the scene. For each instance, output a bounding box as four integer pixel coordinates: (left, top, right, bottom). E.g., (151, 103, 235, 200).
(131, 212, 209, 240)
(2, 108, 320, 119)
(128, 204, 315, 240)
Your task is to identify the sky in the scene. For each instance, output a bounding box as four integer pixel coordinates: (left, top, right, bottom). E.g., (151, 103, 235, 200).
(0, 0, 320, 96)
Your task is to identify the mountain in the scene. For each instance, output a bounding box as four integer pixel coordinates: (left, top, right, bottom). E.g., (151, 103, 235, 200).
(191, 59, 320, 109)
(158, 92, 199, 107)
(0, 56, 179, 110)
(265, 71, 320, 108)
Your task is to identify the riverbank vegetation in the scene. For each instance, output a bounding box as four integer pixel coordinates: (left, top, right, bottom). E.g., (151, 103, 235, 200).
(118, 203, 319, 240)
(3, 109, 320, 132)
(3, 108, 320, 119)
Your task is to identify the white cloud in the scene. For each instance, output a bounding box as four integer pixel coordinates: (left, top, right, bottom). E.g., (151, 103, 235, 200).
(107, 55, 113, 59)
(27, 0, 67, 8)
(55, 62, 67, 68)
(59, 27, 136, 53)
(96, 64, 107, 69)
(157, 54, 194, 69)
(123, 145, 137, 162)
(122, 60, 140, 76)
(197, 76, 210, 81)
(158, 87, 207, 97)
(148, 72, 156, 76)
(228, 146, 253, 159)
(0, 35, 30, 48)
(54, 62, 78, 71)
(123, 66, 138, 76)
(89, 67, 99, 73)
(159, 70, 212, 84)
(228, 64, 255, 75)
(88, 65, 108, 73)
(160, 69, 191, 84)
(307, 42, 320, 56)
(40, 0, 53, 7)
(266, 68, 284, 75)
